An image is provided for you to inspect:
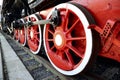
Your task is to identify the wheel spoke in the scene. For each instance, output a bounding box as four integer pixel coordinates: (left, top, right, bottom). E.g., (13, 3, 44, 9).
(34, 31, 40, 35)
(64, 16, 69, 31)
(65, 4, 69, 18)
(66, 44, 83, 58)
(50, 45, 55, 50)
(57, 50, 65, 59)
(34, 36, 40, 42)
(63, 7, 69, 31)
(66, 19, 79, 34)
(67, 37, 86, 41)
(65, 49, 74, 65)
(46, 39, 54, 41)
(48, 30, 54, 35)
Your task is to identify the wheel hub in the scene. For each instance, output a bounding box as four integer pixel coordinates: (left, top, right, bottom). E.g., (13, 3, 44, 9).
(55, 34, 62, 46)
(20, 30, 23, 34)
(54, 27, 66, 49)
(30, 30, 34, 39)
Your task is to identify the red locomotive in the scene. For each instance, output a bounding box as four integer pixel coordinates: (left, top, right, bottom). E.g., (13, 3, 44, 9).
(1, 0, 120, 76)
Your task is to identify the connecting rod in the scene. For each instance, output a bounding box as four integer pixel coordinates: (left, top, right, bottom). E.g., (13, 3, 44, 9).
(12, 8, 60, 29)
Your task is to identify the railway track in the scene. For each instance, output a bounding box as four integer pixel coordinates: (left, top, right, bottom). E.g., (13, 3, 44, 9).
(1, 31, 120, 80)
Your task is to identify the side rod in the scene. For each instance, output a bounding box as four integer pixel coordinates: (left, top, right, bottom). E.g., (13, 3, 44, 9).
(31, 19, 52, 25)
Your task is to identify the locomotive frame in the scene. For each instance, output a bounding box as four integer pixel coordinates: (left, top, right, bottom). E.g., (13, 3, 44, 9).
(1, 0, 120, 76)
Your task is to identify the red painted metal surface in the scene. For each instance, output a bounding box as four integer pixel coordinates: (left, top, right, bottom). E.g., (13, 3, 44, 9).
(71, 0, 120, 62)
(71, 0, 120, 27)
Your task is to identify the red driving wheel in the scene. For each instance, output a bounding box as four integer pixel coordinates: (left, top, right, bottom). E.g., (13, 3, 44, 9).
(27, 14, 42, 54)
(44, 3, 100, 75)
(19, 19, 26, 46)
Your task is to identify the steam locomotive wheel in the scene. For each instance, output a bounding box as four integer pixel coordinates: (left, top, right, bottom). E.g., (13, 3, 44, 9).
(19, 20, 26, 46)
(13, 29, 19, 41)
(44, 3, 99, 75)
(27, 14, 42, 54)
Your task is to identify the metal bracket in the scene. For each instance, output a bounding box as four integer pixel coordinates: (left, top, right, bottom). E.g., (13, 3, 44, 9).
(100, 20, 116, 39)
(89, 19, 116, 39)
(51, 8, 61, 26)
